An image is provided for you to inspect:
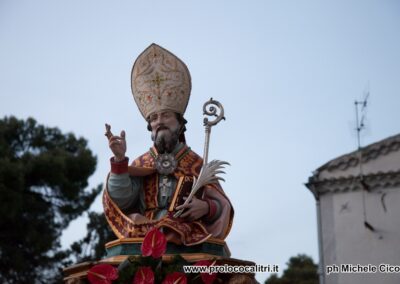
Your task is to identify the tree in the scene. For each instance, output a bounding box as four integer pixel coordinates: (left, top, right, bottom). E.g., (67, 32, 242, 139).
(0, 116, 102, 283)
(265, 254, 319, 284)
(70, 211, 115, 262)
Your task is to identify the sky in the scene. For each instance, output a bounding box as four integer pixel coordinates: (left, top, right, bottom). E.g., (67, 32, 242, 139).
(1, 0, 400, 282)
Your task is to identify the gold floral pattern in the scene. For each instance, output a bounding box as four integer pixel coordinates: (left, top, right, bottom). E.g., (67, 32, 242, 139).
(131, 44, 191, 119)
(103, 145, 232, 245)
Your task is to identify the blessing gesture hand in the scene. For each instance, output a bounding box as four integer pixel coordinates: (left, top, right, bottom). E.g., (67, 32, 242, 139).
(105, 123, 127, 162)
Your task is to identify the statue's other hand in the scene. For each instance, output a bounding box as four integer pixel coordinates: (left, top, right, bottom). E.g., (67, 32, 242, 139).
(176, 196, 209, 222)
(105, 123, 127, 161)
(128, 213, 151, 224)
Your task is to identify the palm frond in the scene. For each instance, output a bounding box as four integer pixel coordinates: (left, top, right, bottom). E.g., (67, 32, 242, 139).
(174, 160, 229, 218)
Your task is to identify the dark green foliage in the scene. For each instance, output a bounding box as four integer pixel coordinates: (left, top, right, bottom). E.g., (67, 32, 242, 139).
(115, 254, 195, 284)
(116, 256, 143, 283)
(70, 211, 115, 262)
(265, 254, 319, 284)
(0, 116, 101, 283)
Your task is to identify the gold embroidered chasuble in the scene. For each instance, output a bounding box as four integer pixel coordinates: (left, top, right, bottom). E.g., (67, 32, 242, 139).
(103, 144, 233, 246)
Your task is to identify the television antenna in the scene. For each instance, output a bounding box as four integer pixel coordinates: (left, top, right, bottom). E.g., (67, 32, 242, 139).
(354, 85, 376, 233)
(355, 86, 370, 153)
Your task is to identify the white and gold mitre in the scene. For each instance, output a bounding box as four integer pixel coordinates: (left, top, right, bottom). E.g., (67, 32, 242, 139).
(131, 43, 192, 119)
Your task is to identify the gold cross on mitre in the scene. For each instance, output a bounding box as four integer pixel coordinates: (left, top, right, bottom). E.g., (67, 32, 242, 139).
(151, 73, 166, 88)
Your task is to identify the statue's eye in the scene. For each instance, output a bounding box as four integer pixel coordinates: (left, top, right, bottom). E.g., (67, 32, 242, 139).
(149, 115, 158, 122)
(162, 112, 173, 119)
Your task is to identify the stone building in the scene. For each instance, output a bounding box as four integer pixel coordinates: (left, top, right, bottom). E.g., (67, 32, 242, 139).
(306, 134, 400, 284)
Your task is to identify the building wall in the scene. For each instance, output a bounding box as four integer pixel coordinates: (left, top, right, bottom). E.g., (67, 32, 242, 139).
(321, 186, 400, 284)
(309, 137, 400, 284)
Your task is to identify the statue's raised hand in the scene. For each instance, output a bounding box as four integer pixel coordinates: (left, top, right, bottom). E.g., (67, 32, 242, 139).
(105, 123, 126, 162)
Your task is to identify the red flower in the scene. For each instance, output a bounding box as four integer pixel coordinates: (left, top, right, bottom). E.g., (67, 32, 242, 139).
(141, 227, 167, 258)
(133, 266, 154, 284)
(87, 264, 118, 284)
(194, 260, 217, 284)
(162, 272, 187, 284)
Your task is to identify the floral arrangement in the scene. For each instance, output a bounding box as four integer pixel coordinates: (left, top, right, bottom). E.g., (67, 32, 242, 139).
(87, 228, 217, 284)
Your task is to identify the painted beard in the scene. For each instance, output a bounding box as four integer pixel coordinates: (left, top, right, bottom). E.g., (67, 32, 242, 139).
(151, 126, 180, 154)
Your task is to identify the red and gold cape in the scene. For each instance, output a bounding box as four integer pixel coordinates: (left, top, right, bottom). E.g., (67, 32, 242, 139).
(103, 144, 233, 246)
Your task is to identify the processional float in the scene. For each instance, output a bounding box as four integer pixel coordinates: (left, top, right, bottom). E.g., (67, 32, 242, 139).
(63, 44, 257, 284)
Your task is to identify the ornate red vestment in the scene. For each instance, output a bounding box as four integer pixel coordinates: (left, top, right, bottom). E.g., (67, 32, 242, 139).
(103, 145, 233, 246)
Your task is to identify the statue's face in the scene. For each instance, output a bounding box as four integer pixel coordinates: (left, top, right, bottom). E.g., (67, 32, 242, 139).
(149, 111, 181, 153)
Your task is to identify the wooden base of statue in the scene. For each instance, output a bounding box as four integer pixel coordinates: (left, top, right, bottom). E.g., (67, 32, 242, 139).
(63, 238, 258, 284)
